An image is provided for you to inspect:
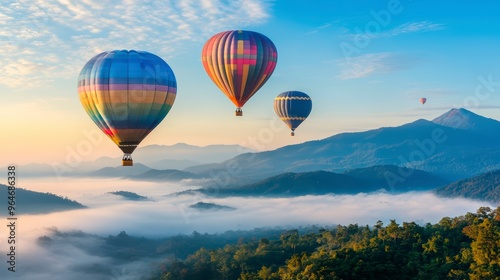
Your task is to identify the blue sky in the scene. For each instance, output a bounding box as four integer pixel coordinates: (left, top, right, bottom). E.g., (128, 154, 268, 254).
(1, 0, 500, 165)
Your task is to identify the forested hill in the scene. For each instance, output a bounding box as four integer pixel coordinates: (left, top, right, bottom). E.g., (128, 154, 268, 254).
(0, 185, 85, 215)
(147, 207, 500, 280)
(435, 169, 500, 203)
(182, 165, 449, 198)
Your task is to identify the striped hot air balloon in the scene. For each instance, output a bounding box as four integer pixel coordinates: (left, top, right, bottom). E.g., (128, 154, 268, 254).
(201, 30, 278, 116)
(274, 91, 312, 136)
(78, 50, 177, 166)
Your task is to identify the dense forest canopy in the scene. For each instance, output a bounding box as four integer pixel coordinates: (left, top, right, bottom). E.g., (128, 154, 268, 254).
(146, 206, 500, 280)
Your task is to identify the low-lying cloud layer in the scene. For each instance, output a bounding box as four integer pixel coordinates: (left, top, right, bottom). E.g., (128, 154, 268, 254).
(0, 178, 492, 279)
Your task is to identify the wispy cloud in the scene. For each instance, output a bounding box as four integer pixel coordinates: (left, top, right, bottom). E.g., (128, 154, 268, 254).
(337, 52, 418, 80)
(389, 21, 445, 37)
(343, 20, 445, 41)
(0, 0, 272, 88)
(306, 21, 339, 35)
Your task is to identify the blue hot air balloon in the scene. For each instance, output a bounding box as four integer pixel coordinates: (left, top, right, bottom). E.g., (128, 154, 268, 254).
(274, 91, 312, 136)
(78, 50, 177, 166)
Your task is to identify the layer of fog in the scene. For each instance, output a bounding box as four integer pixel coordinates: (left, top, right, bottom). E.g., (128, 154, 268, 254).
(1, 177, 493, 280)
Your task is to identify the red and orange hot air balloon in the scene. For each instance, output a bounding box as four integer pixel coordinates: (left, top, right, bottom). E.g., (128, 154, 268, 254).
(420, 97, 427, 104)
(201, 30, 278, 116)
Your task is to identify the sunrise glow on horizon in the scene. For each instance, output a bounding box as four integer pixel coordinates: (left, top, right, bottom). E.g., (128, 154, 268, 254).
(2, 0, 500, 165)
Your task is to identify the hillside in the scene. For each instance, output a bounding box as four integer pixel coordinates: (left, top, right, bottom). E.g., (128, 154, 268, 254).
(435, 170, 500, 203)
(126, 169, 202, 181)
(108, 191, 150, 201)
(432, 107, 500, 133)
(0, 185, 86, 215)
(33, 208, 500, 280)
(211, 171, 367, 197)
(87, 163, 153, 177)
(343, 165, 449, 191)
(149, 207, 500, 280)
(181, 165, 448, 198)
(189, 202, 236, 211)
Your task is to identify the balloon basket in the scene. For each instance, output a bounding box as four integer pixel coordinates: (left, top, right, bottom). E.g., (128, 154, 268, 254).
(235, 108, 243, 116)
(291, 131, 295, 136)
(122, 153, 133, 166)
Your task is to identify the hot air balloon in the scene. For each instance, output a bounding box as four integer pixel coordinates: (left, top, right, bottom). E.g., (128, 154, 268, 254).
(274, 91, 312, 136)
(420, 97, 427, 104)
(78, 50, 177, 166)
(201, 30, 278, 116)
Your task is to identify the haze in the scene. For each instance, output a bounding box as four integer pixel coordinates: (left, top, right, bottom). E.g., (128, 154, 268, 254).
(0, 177, 490, 279)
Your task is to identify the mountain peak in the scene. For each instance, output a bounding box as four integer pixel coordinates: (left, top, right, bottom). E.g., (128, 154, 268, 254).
(432, 108, 500, 131)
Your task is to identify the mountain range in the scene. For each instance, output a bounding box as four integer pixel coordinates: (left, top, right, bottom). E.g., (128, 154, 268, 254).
(175, 165, 450, 198)
(186, 108, 500, 182)
(8, 108, 500, 204)
(8, 143, 255, 177)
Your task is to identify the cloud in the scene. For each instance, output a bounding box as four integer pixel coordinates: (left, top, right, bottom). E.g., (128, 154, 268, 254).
(16, 177, 493, 235)
(389, 21, 445, 37)
(4, 227, 156, 280)
(342, 20, 445, 41)
(337, 52, 418, 80)
(3, 177, 491, 279)
(0, 0, 271, 88)
(306, 21, 339, 35)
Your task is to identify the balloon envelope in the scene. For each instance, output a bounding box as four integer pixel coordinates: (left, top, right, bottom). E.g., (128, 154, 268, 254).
(78, 50, 177, 165)
(274, 91, 312, 136)
(420, 97, 427, 104)
(201, 30, 278, 115)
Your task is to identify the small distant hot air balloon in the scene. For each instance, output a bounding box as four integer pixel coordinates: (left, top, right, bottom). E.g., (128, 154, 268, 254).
(274, 91, 312, 136)
(201, 30, 278, 116)
(78, 50, 177, 166)
(420, 98, 427, 104)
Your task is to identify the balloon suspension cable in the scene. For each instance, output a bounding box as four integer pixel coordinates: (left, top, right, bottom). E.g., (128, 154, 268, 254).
(235, 107, 243, 116)
(122, 153, 133, 166)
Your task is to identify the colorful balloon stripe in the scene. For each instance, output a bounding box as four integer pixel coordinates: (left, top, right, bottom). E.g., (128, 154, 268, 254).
(202, 30, 277, 109)
(274, 91, 312, 134)
(78, 50, 177, 155)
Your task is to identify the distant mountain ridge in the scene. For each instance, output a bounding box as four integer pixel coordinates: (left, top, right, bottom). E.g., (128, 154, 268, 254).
(86, 164, 204, 182)
(9, 108, 500, 183)
(88, 143, 255, 173)
(87, 163, 153, 178)
(188, 109, 500, 182)
(125, 169, 202, 181)
(8, 143, 254, 177)
(178, 165, 449, 198)
(132, 143, 255, 166)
